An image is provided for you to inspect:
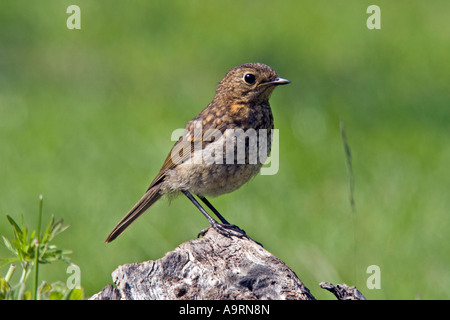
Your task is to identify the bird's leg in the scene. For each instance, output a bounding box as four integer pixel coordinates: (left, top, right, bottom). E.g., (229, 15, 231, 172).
(198, 195, 229, 224)
(181, 190, 246, 238)
(181, 190, 217, 226)
(199, 195, 263, 246)
(198, 195, 248, 237)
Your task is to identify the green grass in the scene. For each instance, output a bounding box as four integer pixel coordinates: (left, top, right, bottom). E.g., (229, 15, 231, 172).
(1, 1, 450, 299)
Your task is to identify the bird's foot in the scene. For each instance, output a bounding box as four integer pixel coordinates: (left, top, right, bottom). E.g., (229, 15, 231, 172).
(197, 222, 263, 246)
(197, 222, 247, 239)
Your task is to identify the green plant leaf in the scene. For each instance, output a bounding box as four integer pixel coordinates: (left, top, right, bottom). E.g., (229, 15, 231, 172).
(1, 236, 16, 255)
(0, 278, 11, 294)
(49, 291, 63, 300)
(41, 215, 55, 243)
(22, 291, 32, 300)
(6, 215, 23, 238)
(38, 281, 52, 295)
(67, 288, 83, 300)
(0, 258, 19, 269)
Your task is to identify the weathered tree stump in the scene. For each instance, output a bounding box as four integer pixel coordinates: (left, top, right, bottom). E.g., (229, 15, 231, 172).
(91, 228, 364, 300)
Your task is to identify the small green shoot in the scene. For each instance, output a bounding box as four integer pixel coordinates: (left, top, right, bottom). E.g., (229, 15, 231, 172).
(0, 196, 82, 300)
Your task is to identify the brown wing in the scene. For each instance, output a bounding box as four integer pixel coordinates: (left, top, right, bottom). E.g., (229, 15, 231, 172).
(146, 129, 199, 190)
(146, 117, 229, 190)
(105, 111, 230, 243)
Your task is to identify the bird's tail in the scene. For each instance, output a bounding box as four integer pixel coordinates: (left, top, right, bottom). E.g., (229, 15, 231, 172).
(105, 184, 162, 243)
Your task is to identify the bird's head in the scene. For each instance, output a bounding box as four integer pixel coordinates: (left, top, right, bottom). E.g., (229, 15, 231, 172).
(215, 63, 290, 104)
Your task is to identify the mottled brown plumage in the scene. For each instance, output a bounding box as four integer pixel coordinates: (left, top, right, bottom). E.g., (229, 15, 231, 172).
(105, 63, 289, 243)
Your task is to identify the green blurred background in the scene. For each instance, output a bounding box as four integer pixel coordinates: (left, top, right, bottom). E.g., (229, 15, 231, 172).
(1, 0, 449, 300)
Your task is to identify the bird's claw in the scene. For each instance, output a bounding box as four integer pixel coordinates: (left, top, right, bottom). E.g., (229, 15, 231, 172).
(197, 223, 247, 239)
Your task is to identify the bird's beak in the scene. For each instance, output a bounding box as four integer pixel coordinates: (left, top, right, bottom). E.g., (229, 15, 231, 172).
(259, 77, 290, 87)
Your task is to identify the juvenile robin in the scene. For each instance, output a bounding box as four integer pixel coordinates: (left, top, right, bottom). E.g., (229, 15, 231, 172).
(105, 63, 289, 243)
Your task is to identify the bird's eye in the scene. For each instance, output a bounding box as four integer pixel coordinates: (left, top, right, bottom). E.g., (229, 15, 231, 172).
(243, 73, 256, 84)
